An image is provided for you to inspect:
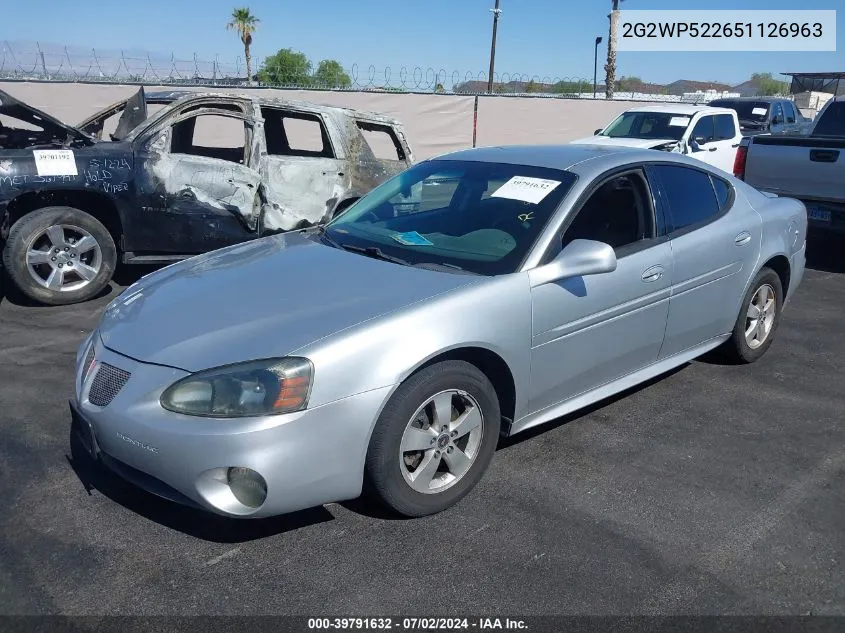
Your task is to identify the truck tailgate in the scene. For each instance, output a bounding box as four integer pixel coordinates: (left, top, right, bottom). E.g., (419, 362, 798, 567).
(744, 136, 845, 202)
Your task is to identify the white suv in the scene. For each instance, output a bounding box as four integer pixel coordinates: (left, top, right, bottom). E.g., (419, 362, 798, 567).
(570, 104, 743, 174)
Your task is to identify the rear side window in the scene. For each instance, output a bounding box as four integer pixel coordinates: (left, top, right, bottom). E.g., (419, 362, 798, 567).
(812, 102, 845, 137)
(652, 165, 720, 233)
(714, 114, 737, 140)
(783, 101, 796, 123)
(356, 121, 406, 161)
(711, 176, 731, 209)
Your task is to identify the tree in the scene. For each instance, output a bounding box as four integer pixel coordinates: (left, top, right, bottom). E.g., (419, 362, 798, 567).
(604, 0, 626, 99)
(751, 72, 789, 96)
(525, 80, 539, 93)
(434, 82, 445, 93)
(616, 75, 642, 92)
(227, 7, 260, 85)
(258, 48, 313, 86)
(312, 59, 352, 89)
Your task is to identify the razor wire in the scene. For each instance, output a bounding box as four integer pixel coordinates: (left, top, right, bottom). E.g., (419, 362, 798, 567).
(0, 40, 669, 98)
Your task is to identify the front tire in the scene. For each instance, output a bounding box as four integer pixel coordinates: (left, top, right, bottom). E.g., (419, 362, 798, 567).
(364, 360, 501, 517)
(723, 267, 783, 364)
(2, 206, 117, 306)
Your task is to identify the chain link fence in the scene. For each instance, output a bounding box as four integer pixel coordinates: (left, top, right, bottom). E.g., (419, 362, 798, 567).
(0, 40, 715, 101)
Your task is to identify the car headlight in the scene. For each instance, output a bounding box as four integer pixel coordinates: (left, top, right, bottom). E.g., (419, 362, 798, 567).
(160, 357, 313, 418)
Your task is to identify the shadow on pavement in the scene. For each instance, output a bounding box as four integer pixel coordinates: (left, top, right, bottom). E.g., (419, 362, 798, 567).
(66, 425, 334, 543)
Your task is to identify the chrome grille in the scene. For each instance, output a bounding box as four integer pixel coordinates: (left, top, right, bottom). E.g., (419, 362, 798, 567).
(88, 363, 131, 407)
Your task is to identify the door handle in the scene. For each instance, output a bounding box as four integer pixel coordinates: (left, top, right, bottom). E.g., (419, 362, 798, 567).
(809, 149, 839, 163)
(641, 265, 664, 282)
(708, 147, 717, 151)
(735, 231, 751, 245)
(731, 143, 740, 147)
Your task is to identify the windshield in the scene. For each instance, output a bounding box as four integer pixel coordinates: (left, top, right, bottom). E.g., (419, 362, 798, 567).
(323, 159, 578, 275)
(710, 100, 770, 122)
(600, 111, 689, 140)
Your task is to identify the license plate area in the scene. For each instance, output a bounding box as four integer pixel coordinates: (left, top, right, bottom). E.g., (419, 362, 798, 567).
(807, 205, 832, 222)
(69, 400, 100, 458)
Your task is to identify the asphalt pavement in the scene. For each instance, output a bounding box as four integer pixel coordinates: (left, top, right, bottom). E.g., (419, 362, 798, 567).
(0, 235, 843, 616)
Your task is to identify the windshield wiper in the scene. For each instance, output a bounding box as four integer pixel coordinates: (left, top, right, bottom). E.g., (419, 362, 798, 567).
(338, 243, 412, 266)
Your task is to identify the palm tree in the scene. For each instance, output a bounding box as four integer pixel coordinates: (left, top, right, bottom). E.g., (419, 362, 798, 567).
(227, 7, 260, 85)
(604, 0, 625, 99)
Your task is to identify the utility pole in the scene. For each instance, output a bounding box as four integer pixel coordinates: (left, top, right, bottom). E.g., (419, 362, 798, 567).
(593, 36, 603, 99)
(487, 0, 502, 94)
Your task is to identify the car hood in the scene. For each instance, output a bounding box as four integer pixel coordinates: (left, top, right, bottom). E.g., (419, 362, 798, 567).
(98, 232, 480, 372)
(0, 88, 94, 146)
(569, 135, 682, 149)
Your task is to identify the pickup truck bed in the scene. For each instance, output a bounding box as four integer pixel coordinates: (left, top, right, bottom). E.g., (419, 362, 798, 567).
(735, 96, 845, 234)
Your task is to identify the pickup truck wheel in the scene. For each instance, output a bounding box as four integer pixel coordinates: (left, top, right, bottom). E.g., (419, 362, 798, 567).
(2, 206, 117, 306)
(724, 267, 783, 364)
(364, 360, 501, 517)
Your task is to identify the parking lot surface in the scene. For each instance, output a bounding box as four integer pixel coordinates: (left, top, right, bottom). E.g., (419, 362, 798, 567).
(1, 236, 843, 616)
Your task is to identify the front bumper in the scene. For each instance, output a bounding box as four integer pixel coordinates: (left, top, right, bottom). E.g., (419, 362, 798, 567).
(72, 333, 393, 518)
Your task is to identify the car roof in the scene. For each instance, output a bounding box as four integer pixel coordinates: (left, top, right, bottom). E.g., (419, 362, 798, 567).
(709, 96, 784, 102)
(143, 90, 402, 124)
(622, 104, 727, 115)
(430, 143, 693, 172)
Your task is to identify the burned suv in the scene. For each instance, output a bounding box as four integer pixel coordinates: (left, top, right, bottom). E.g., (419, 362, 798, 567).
(0, 87, 414, 305)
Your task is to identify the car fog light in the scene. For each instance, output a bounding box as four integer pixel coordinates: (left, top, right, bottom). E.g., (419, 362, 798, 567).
(227, 467, 267, 508)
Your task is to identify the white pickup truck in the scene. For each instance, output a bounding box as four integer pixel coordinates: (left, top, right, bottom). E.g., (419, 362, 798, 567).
(734, 96, 845, 235)
(570, 104, 743, 174)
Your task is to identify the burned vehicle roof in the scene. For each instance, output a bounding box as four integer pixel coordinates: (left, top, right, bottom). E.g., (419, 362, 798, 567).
(76, 87, 404, 143)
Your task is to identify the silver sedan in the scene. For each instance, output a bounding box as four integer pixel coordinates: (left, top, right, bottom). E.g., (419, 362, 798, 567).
(71, 144, 807, 519)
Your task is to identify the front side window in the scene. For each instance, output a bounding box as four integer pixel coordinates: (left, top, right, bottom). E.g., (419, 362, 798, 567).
(324, 160, 578, 275)
(691, 116, 715, 142)
(600, 112, 691, 141)
(170, 112, 246, 164)
(561, 172, 655, 253)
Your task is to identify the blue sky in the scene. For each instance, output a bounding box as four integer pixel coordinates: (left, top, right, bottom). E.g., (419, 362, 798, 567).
(2, 0, 842, 84)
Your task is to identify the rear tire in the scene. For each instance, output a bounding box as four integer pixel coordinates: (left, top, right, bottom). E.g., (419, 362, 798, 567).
(364, 360, 501, 517)
(723, 267, 783, 364)
(2, 206, 117, 306)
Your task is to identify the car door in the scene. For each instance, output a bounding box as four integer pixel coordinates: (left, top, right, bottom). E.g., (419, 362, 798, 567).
(710, 113, 742, 174)
(687, 115, 722, 168)
(528, 168, 672, 414)
(132, 101, 262, 254)
(781, 101, 801, 135)
(648, 163, 762, 360)
(258, 106, 348, 229)
(769, 102, 786, 135)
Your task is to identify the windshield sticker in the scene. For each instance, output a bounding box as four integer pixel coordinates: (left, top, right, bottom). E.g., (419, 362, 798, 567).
(752, 107, 768, 116)
(490, 176, 561, 205)
(668, 116, 691, 127)
(33, 149, 78, 176)
(392, 231, 434, 246)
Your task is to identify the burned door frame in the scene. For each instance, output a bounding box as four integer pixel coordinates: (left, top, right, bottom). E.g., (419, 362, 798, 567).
(129, 97, 263, 256)
(256, 105, 351, 231)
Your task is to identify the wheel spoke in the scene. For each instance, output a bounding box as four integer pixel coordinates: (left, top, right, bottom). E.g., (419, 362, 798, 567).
(26, 250, 52, 265)
(451, 404, 482, 440)
(73, 235, 98, 254)
(408, 451, 441, 491)
(762, 298, 775, 316)
(757, 285, 769, 307)
(74, 263, 98, 281)
(756, 320, 767, 342)
(45, 225, 65, 248)
(45, 268, 65, 290)
(401, 426, 437, 453)
(443, 447, 472, 479)
(430, 392, 453, 430)
(747, 303, 761, 319)
(745, 320, 757, 338)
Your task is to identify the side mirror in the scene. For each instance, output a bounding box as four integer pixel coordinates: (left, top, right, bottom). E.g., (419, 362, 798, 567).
(529, 239, 617, 287)
(594, 128, 603, 136)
